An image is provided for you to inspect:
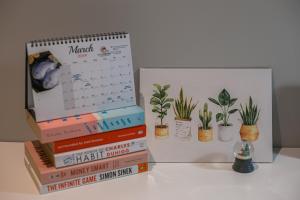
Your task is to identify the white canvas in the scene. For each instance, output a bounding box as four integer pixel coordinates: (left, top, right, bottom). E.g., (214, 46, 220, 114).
(140, 68, 272, 162)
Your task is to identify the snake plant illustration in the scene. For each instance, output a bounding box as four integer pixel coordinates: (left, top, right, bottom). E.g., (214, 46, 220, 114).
(173, 87, 197, 139)
(150, 84, 174, 138)
(239, 96, 260, 141)
(208, 88, 238, 141)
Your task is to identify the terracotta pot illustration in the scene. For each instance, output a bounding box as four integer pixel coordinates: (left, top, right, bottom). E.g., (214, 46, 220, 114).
(218, 124, 235, 142)
(155, 124, 169, 138)
(240, 125, 259, 141)
(150, 84, 174, 139)
(198, 127, 213, 142)
(239, 97, 260, 142)
(175, 119, 192, 139)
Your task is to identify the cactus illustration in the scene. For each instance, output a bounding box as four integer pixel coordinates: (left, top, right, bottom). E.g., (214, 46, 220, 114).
(199, 103, 212, 130)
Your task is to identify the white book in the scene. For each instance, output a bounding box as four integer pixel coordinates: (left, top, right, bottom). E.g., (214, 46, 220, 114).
(43, 138, 147, 168)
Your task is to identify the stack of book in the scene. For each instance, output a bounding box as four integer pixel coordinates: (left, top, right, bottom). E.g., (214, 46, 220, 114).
(25, 106, 148, 194)
(24, 33, 148, 194)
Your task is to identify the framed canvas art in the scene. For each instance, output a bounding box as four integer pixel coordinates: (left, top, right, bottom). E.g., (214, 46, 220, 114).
(140, 68, 272, 162)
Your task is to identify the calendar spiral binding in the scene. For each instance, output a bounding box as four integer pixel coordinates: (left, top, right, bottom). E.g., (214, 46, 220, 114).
(29, 32, 128, 47)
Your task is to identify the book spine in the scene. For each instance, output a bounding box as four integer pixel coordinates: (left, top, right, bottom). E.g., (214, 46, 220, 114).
(25, 140, 148, 184)
(40, 115, 100, 144)
(25, 110, 42, 139)
(25, 157, 148, 194)
(31, 106, 145, 143)
(51, 125, 146, 153)
(54, 138, 147, 168)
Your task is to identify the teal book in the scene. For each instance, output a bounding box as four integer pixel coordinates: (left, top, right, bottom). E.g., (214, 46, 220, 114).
(26, 105, 145, 143)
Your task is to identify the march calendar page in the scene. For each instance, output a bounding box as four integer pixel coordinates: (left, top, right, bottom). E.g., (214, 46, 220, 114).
(26, 33, 136, 122)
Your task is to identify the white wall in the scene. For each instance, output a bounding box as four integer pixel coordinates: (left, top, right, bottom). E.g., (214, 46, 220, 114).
(0, 0, 299, 147)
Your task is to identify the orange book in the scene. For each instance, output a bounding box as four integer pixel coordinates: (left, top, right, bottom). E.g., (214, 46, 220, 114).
(48, 125, 146, 153)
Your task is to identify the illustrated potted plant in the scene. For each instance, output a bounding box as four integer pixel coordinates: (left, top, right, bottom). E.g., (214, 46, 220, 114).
(209, 89, 238, 141)
(173, 88, 197, 140)
(198, 103, 213, 142)
(150, 84, 174, 138)
(239, 96, 260, 141)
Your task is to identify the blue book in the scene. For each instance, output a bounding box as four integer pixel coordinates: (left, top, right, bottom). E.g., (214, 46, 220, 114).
(26, 105, 145, 143)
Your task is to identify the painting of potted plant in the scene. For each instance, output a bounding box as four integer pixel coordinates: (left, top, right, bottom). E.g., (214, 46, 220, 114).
(173, 88, 197, 140)
(208, 88, 238, 141)
(150, 84, 174, 138)
(198, 103, 213, 142)
(239, 96, 260, 141)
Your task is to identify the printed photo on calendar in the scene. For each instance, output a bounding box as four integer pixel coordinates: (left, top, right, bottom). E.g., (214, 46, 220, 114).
(28, 51, 61, 92)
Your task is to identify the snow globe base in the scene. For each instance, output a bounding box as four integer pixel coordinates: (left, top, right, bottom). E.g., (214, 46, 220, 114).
(232, 157, 254, 173)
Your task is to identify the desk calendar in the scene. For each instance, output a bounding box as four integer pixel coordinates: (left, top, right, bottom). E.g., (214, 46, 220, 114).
(26, 33, 136, 122)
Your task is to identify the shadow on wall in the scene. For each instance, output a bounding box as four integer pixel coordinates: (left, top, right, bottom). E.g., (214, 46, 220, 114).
(274, 86, 300, 148)
(0, 66, 36, 142)
(272, 75, 281, 148)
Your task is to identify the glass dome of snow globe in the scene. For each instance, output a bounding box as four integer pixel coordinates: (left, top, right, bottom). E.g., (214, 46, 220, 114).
(232, 140, 255, 173)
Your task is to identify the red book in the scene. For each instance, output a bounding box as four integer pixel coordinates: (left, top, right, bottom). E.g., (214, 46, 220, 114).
(48, 125, 146, 153)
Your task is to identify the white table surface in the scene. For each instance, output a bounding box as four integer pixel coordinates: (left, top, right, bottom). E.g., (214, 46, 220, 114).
(0, 142, 299, 200)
